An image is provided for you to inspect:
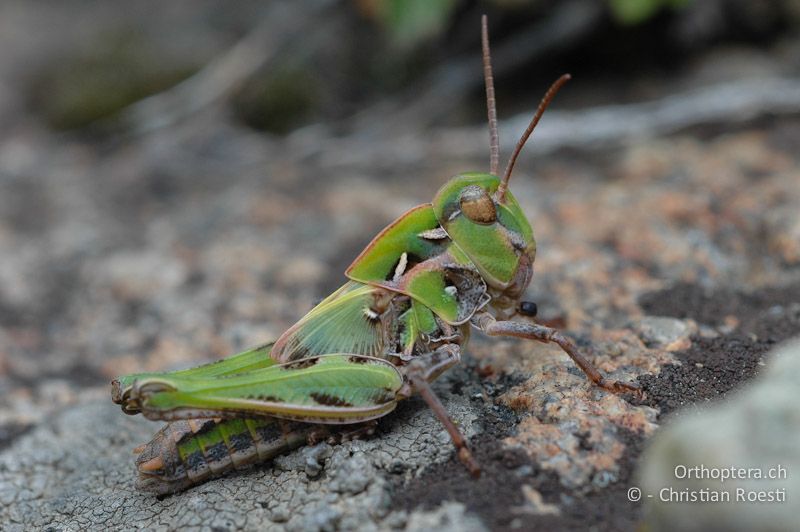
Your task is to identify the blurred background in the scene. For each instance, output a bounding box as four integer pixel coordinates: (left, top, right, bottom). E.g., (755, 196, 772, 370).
(1, 1, 799, 529)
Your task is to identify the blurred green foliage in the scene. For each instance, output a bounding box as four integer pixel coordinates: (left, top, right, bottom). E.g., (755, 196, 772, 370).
(30, 32, 198, 131)
(232, 65, 319, 134)
(366, 0, 458, 49)
(366, 0, 694, 49)
(608, 0, 691, 25)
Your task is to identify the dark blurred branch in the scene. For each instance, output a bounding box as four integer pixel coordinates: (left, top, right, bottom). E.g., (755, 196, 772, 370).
(494, 77, 800, 154)
(292, 77, 800, 170)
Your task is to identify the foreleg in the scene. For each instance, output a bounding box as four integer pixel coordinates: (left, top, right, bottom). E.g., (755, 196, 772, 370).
(473, 313, 640, 395)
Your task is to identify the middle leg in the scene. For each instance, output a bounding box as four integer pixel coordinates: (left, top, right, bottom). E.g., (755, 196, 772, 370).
(399, 344, 481, 477)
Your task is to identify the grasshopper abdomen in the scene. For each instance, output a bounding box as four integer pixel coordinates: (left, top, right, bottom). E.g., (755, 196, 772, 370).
(135, 417, 318, 495)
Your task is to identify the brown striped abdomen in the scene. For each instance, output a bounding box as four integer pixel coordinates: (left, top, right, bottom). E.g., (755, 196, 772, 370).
(134, 417, 322, 495)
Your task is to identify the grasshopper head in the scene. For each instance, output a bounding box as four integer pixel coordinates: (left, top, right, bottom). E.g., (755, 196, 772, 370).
(443, 18, 569, 298)
(433, 19, 569, 303)
(433, 172, 534, 292)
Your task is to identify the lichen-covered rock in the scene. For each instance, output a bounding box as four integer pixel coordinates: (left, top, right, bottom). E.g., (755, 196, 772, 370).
(403, 502, 488, 532)
(636, 316, 695, 351)
(495, 332, 663, 490)
(638, 339, 800, 532)
(0, 394, 481, 531)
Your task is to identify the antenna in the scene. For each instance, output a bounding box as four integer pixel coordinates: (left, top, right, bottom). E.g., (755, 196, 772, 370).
(496, 73, 571, 203)
(481, 15, 499, 176)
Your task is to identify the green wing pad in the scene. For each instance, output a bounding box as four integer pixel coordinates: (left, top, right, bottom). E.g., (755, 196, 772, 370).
(272, 282, 385, 362)
(346, 204, 488, 324)
(393, 248, 487, 324)
(432, 172, 535, 288)
(398, 300, 440, 353)
(137, 354, 403, 424)
(398, 309, 417, 353)
(412, 300, 438, 336)
(402, 268, 455, 321)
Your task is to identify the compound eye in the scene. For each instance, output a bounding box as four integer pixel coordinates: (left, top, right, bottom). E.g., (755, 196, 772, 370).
(459, 185, 497, 224)
(518, 301, 538, 317)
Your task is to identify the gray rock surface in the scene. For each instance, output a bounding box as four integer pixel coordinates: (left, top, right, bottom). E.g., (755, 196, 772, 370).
(2, 3, 800, 530)
(0, 391, 480, 531)
(639, 339, 800, 532)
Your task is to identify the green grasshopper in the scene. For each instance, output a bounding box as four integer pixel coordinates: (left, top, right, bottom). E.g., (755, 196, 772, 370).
(111, 16, 639, 495)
